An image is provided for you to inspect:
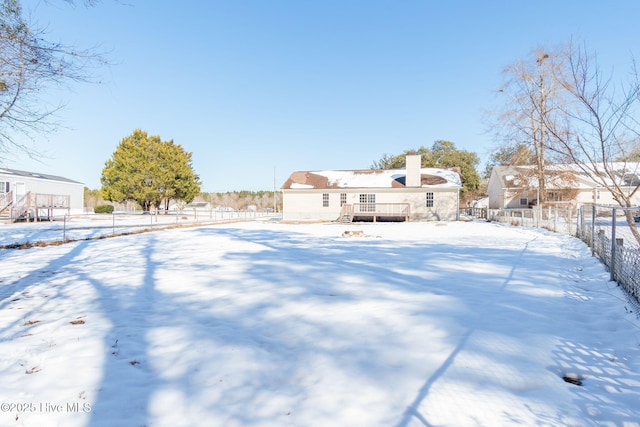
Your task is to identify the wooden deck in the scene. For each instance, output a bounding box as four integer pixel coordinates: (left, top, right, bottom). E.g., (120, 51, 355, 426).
(339, 203, 410, 222)
(0, 191, 71, 222)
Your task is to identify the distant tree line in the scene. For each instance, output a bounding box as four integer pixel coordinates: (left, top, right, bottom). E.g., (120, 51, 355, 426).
(195, 191, 281, 212)
(85, 187, 281, 213)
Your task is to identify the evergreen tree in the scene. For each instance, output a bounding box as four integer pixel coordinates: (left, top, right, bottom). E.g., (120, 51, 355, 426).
(101, 130, 200, 211)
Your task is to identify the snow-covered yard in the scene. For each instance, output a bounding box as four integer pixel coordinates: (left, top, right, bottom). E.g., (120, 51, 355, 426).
(1, 220, 639, 426)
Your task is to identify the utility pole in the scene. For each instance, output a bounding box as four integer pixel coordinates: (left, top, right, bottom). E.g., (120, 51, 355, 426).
(273, 166, 277, 213)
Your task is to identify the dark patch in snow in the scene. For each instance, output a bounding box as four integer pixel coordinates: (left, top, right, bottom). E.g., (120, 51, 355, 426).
(562, 374, 583, 386)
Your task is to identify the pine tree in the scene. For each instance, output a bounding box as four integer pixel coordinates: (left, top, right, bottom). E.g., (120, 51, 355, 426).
(101, 130, 200, 211)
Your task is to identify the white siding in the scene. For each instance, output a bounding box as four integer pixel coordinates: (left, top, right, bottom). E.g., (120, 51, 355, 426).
(487, 164, 640, 210)
(577, 186, 640, 206)
(282, 188, 459, 221)
(282, 190, 353, 221)
(0, 172, 84, 214)
(487, 168, 506, 209)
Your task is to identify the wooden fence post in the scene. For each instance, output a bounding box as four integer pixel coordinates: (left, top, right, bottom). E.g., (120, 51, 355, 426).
(591, 204, 596, 255)
(610, 208, 617, 282)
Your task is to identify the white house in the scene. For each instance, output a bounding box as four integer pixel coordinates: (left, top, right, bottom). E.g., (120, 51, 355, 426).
(487, 163, 640, 209)
(281, 155, 462, 222)
(0, 168, 84, 222)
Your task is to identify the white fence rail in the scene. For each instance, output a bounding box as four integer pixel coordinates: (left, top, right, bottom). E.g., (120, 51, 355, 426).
(0, 210, 281, 248)
(487, 206, 576, 235)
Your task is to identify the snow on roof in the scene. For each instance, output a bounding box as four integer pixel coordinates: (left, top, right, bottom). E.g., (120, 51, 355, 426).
(290, 183, 315, 189)
(494, 163, 640, 189)
(320, 170, 398, 188)
(282, 168, 461, 190)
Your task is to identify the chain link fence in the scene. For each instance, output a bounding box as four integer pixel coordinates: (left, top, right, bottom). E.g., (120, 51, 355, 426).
(576, 205, 640, 304)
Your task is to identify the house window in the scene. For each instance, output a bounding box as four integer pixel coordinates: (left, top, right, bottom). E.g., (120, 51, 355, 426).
(359, 193, 375, 212)
(519, 196, 528, 206)
(340, 193, 347, 207)
(548, 191, 562, 202)
(0, 181, 8, 193)
(426, 192, 434, 207)
(322, 193, 329, 207)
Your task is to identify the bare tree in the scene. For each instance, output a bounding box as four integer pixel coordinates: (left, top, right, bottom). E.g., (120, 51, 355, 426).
(544, 42, 640, 244)
(493, 47, 572, 207)
(0, 0, 105, 161)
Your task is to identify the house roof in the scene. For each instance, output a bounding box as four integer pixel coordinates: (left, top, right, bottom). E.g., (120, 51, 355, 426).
(0, 167, 83, 185)
(281, 168, 462, 190)
(491, 163, 640, 189)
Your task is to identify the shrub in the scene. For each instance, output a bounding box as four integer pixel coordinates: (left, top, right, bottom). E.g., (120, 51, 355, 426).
(94, 204, 114, 214)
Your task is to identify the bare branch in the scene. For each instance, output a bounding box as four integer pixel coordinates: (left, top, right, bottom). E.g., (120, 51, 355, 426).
(0, 0, 108, 161)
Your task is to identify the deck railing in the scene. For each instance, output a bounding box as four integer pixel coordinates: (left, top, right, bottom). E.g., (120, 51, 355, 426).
(352, 203, 410, 220)
(32, 193, 70, 208)
(1, 192, 71, 222)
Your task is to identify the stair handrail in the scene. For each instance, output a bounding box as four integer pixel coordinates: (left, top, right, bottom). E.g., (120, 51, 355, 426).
(0, 190, 13, 214)
(338, 203, 353, 222)
(10, 191, 30, 221)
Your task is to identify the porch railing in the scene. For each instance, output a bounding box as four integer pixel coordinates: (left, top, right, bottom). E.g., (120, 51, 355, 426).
(32, 193, 70, 208)
(1, 192, 71, 222)
(352, 203, 410, 220)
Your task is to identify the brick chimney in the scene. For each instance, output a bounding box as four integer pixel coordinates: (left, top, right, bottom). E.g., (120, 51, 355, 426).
(405, 155, 421, 187)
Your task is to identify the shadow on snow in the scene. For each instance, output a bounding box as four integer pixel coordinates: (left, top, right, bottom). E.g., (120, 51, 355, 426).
(1, 223, 638, 426)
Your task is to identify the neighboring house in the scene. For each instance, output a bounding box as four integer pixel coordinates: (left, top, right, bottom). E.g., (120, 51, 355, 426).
(487, 163, 640, 209)
(280, 155, 462, 222)
(0, 168, 84, 222)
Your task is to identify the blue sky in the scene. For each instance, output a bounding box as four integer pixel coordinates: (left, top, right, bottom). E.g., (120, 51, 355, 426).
(7, 0, 640, 192)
